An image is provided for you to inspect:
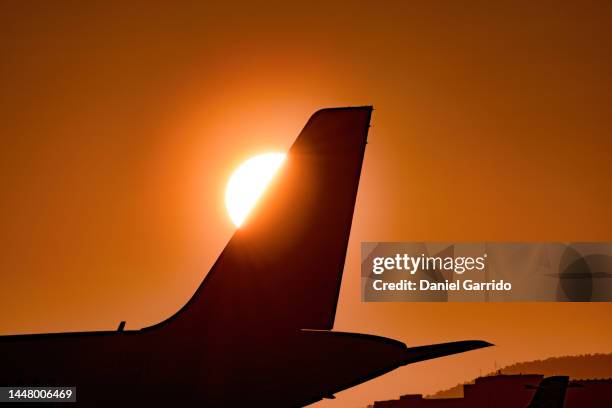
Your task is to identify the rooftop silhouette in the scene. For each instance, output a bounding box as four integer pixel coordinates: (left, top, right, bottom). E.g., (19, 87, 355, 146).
(372, 374, 612, 407)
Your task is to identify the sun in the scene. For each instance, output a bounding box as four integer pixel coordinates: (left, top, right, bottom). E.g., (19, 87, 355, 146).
(225, 152, 286, 227)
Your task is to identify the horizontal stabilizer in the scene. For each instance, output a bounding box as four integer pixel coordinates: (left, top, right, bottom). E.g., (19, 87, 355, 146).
(402, 340, 493, 365)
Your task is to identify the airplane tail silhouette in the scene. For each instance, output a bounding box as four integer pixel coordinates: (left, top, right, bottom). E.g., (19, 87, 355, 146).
(0, 106, 492, 407)
(527, 376, 570, 408)
(149, 107, 372, 333)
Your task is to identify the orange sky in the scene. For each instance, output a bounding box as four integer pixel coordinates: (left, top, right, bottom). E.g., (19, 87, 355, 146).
(1, 2, 612, 407)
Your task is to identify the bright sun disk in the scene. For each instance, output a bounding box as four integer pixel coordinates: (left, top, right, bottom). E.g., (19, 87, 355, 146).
(225, 152, 286, 227)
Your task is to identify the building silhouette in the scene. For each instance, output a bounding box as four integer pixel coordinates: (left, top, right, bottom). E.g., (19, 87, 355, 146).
(372, 374, 612, 407)
(565, 379, 612, 406)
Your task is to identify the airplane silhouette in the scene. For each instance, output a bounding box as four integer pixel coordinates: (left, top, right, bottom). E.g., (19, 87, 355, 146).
(0, 107, 491, 406)
(527, 376, 579, 408)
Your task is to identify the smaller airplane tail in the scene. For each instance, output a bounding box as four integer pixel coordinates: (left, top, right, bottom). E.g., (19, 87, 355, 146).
(527, 376, 570, 408)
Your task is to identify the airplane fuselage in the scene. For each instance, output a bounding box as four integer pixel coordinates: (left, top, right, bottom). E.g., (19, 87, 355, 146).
(0, 328, 409, 406)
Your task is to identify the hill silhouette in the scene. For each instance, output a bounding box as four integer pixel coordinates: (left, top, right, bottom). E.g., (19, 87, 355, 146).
(429, 353, 612, 398)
